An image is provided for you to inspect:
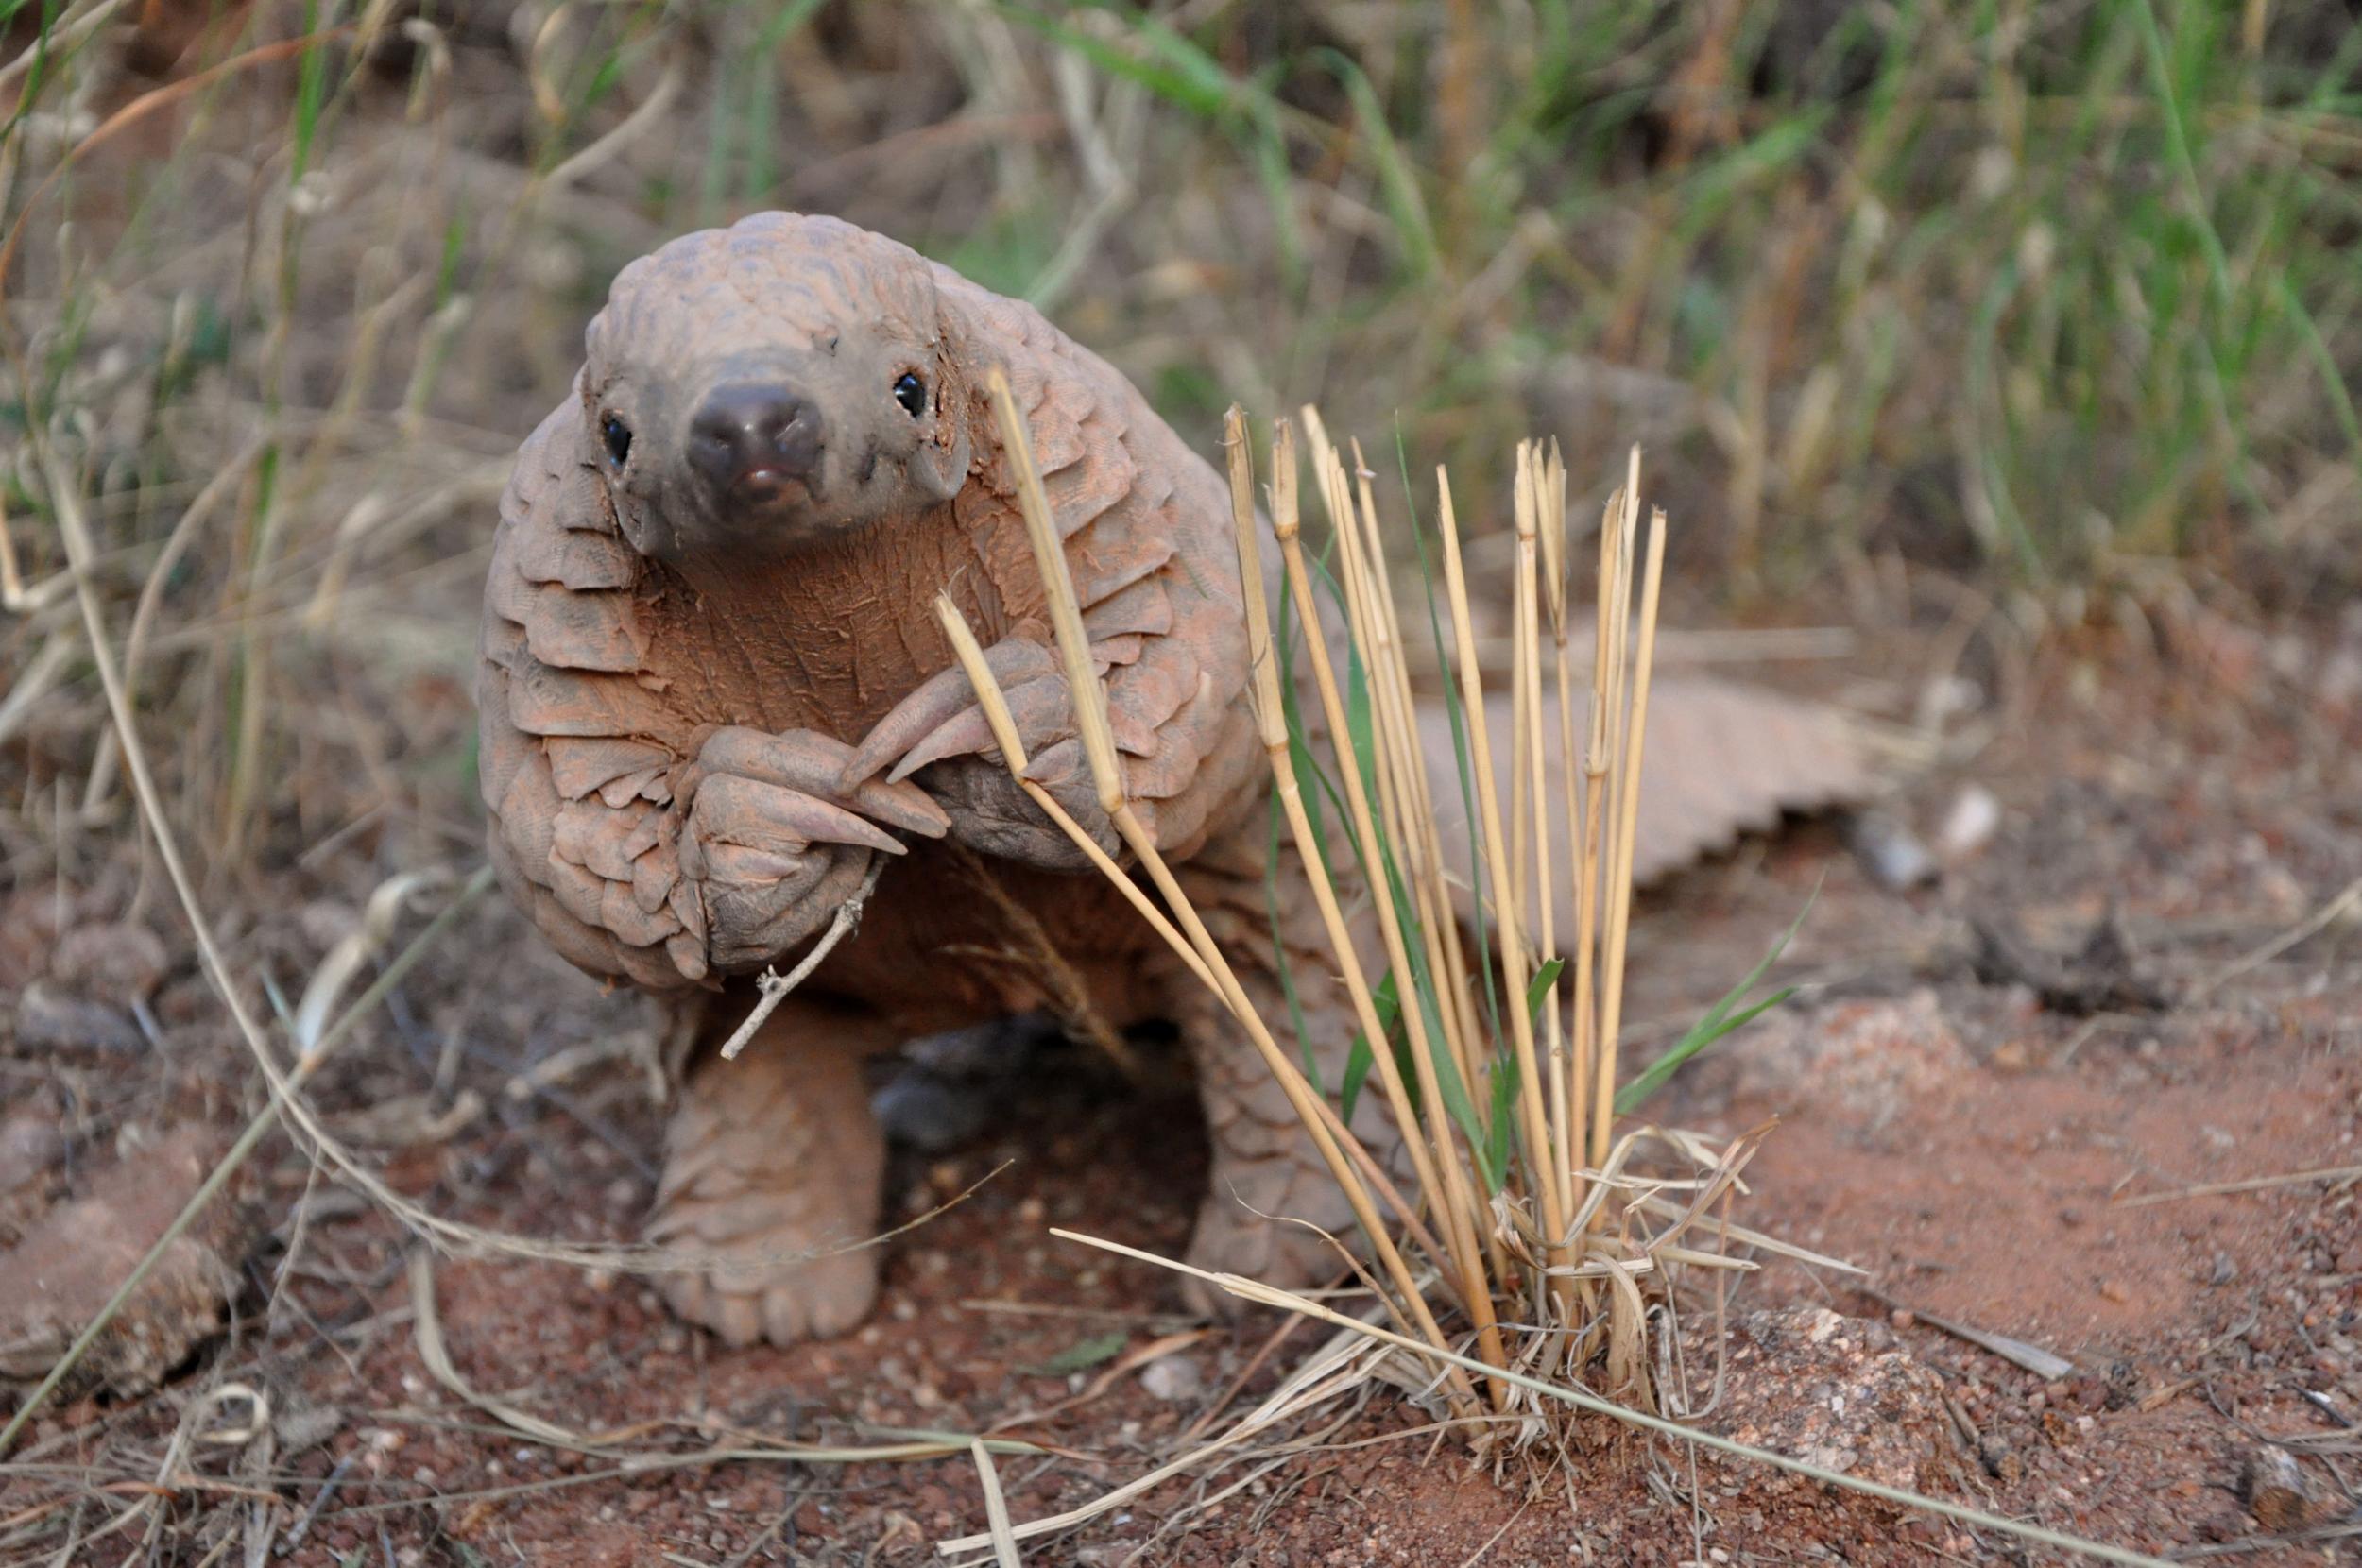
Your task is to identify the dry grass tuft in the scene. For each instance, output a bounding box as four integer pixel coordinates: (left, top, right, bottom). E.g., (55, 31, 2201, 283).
(933, 378, 2179, 1568)
(953, 371, 1792, 1448)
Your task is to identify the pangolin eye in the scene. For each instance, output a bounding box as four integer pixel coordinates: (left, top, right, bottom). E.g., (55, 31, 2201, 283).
(892, 371, 927, 418)
(600, 413, 633, 466)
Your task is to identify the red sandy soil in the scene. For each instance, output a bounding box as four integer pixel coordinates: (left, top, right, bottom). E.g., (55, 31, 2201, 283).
(7, 616, 2362, 1565)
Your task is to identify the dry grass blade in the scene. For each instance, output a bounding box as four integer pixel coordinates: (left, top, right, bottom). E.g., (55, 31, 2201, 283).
(411, 1251, 581, 1447)
(967, 1438, 1022, 1568)
(2187, 874, 2362, 1003)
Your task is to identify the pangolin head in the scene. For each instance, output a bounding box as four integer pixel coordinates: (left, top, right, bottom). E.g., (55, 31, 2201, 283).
(580, 212, 974, 563)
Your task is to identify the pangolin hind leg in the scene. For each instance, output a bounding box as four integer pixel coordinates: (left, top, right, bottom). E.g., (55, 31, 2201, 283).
(649, 996, 894, 1346)
(1165, 825, 1408, 1302)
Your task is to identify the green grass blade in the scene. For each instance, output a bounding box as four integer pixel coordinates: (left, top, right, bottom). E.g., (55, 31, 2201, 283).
(1614, 888, 1816, 1117)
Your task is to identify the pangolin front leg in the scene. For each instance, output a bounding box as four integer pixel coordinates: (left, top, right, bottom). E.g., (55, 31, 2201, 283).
(650, 994, 896, 1347)
(683, 726, 949, 971)
(838, 588, 1258, 868)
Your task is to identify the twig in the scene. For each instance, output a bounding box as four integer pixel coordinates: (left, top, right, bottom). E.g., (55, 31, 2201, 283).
(2187, 875, 2362, 1003)
(1856, 1284, 2076, 1380)
(716, 858, 886, 1061)
(2115, 1164, 2362, 1208)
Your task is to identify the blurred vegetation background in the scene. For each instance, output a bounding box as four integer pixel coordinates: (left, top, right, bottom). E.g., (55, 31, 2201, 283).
(3, 0, 2358, 874)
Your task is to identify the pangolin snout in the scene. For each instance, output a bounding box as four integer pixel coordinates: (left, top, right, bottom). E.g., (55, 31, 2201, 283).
(687, 383, 825, 509)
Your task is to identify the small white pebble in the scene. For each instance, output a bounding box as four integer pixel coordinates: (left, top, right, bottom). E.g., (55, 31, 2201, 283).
(1140, 1356, 1203, 1403)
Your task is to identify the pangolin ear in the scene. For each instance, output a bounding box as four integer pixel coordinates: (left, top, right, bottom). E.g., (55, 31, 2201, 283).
(910, 423, 971, 503)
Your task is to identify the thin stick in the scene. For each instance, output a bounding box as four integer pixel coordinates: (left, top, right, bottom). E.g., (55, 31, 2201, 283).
(715, 859, 886, 1060)
(2187, 874, 2362, 1003)
(1508, 448, 1535, 946)
(984, 368, 1121, 812)
(2114, 1163, 2362, 1207)
(1582, 467, 1638, 1175)
(1513, 445, 1577, 1322)
(1568, 487, 1618, 1180)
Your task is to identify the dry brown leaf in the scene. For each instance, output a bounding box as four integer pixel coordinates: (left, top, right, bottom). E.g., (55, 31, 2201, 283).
(1422, 675, 1874, 940)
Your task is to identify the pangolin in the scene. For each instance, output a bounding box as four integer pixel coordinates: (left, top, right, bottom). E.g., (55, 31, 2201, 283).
(479, 212, 1378, 1345)
(479, 211, 1870, 1347)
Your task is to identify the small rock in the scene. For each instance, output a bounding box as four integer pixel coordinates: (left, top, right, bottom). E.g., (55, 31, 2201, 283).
(1932, 785, 2001, 861)
(0, 1114, 65, 1194)
(14, 981, 145, 1054)
(50, 922, 168, 998)
(2242, 1443, 2339, 1531)
(1703, 991, 1974, 1124)
(0, 1125, 253, 1397)
(273, 1399, 345, 1456)
(1139, 1355, 1202, 1403)
(1841, 810, 1940, 892)
(1704, 1306, 1962, 1498)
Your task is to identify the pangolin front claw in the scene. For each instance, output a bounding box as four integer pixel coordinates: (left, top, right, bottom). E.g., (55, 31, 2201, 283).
(689, 773, 907, 857)
(883, 673, 1074, 784)
(698, 726, 950, 839)
(838, 639, 1061, 792)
